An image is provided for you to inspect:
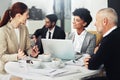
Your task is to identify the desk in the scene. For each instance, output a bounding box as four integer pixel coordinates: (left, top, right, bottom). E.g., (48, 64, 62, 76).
(5, 62, 99, 80)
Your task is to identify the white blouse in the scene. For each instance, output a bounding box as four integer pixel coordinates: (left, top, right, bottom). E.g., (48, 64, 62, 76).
(73, 30, 87, 53)
(14, 28, 20, 44)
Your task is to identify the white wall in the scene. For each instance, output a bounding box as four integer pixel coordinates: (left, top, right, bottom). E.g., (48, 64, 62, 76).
(0, 0, 11, 18)
(1, 0, 108, 34)
(0, 0, 54, 34)
(12, 0, 54, 34)
(26, 20, 44, 34)
(12, 0, 54, 15)
(71, 0, 108, 31)
(26, 0, 108, 34)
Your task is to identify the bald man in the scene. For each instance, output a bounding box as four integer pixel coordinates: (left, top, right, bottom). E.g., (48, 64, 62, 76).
(85, 8, 120, 80)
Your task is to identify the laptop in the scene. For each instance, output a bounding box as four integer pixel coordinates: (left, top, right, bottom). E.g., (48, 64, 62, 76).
(41, 39, 75, 60)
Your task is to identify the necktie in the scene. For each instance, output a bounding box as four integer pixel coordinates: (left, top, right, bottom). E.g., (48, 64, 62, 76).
(48, 32, 51, 39)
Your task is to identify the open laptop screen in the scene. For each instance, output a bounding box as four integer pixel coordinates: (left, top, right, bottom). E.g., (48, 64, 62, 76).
(41, 39, 75, 60)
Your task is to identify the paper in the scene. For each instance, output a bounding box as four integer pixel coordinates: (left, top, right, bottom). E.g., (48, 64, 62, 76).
(29, 68, 81, 77)
(52, 69, 81, 77)
(29, 68, 56, 74)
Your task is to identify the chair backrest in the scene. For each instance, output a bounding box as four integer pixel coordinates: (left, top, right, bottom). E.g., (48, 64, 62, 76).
(88, 31, 103, 46)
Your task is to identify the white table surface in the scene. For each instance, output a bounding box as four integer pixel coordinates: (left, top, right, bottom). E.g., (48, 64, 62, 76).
(5, 61, 99, 80)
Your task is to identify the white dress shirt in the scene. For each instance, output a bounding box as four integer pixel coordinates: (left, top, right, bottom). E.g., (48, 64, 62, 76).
(73, 30, 87, 53)
(46, 27, 55, 39)
(103, 26, 117, 37)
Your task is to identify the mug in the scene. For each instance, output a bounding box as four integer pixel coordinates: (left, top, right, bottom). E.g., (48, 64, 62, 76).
(38, 53, 51, 62)
(51, 58, 62, 68)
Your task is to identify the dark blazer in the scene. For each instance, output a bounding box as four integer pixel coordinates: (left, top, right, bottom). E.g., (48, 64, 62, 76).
(34, 25, 66, 39)
(88, 27, 120, 80)
(34, 25, 66, 54)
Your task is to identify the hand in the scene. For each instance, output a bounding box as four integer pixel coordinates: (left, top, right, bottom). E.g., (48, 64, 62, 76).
(17, 49, 26, 60)
(84, 56, 91, 68)
(31, 45, 39, 57)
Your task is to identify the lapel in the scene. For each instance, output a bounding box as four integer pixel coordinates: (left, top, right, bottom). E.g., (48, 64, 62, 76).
(72, 33, 75, 42)
(7, 23, 19, 50)
(68, 32, 75, 42)
(81, 32, 89, 53)
(19, 26, 23, 49)
(43, 28, 48, 38)
(71, 32, 89, 53)
(52, 26, 57, 39)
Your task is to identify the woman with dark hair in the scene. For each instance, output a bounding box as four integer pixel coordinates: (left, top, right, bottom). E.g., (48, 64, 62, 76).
(0, 2, 39, 79)
(68, 8, 96, 59)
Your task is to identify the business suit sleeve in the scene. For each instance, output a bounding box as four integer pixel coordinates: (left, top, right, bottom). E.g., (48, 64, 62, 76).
(33, 29, 41, 38)
(33, 26, 46, 38)
(88, 37, 109, 70)
(86, 34, 96, 55)
(59, 29, 66, 39)
(24, 26, 32, 55)
(53, 26, 66, 39)
(0, 28, 18, 62)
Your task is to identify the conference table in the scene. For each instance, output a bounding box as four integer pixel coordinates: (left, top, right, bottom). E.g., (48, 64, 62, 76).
(5, 60, 99, 80)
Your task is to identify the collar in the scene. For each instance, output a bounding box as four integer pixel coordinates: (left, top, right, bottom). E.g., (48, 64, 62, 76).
(7, 22, 20, 29)
(75, 29, 87, 36)
(48, 26, 55, 34)
(6, 22, 12, 29)
(103, 26, 117, 37)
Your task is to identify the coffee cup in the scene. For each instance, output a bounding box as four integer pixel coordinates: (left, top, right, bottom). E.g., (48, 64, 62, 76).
(38, 53, 51, 62)
(18, 60, 27, 68)
(38, 55, 44, 60)
(29, 59, 42, 68)
(51, 58, 62, 68)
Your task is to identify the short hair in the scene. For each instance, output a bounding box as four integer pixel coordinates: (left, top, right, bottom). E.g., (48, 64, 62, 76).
(46, 14, 58, 23)
(98, 8, 118, 25)
(73, 8, 92, 27)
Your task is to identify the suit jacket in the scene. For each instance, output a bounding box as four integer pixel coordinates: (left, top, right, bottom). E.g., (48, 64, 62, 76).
(34, 25, 66, 39)
(0, 22, 32, 74)
(88, 27, 120, 80)
(34, 26, 66, 54)
(68, 31, 96, 56)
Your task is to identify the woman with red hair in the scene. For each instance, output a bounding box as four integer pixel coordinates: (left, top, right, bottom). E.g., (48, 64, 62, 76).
(0, 2, 39, 80)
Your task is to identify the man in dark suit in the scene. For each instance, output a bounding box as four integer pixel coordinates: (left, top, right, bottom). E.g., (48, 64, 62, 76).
(33, 14, 66, 54)
(84, 8, 120, 80)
